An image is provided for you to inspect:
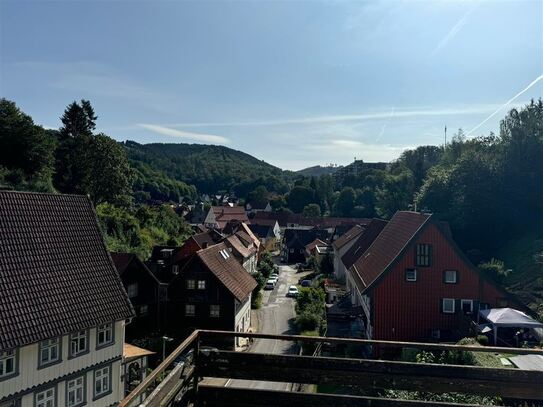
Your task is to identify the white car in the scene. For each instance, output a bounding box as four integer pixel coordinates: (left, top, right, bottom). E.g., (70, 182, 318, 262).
(287, 285, 299, 297)
(265, 279, 276, 290)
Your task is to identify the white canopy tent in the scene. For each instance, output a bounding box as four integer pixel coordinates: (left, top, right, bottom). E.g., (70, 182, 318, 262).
(479, 308, 543, 345)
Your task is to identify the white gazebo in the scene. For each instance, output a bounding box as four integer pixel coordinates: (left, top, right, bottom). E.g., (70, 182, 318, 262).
(479, 308, 543, 345)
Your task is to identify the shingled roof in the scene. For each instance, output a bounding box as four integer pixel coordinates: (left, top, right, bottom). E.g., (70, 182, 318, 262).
(332, 225, 365, 250)
(0, 191, 134, 352)
(341, 219, 388, 270)
(350, 211, 431, 293)
(197, 242, 257, 301)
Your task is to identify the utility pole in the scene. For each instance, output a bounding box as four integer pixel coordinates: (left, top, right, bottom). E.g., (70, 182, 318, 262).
(444, 125, 447, 146)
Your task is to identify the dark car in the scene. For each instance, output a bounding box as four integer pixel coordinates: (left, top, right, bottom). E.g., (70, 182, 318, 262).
(301, 279, 312, 287)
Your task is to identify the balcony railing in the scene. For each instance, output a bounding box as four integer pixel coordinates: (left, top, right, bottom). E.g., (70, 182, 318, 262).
(120, 330, 543, 407)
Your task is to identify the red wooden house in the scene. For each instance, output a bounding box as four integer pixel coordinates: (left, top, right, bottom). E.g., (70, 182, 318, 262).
(346, 211, 524, 342)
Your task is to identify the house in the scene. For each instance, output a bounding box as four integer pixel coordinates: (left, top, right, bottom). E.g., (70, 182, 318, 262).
(111, 252, 167, 339)
(305, 238, 327, 257)
(224, 231, 258, 274)
(175, 229, 224, 262)
(245, 201, 272, 215)
(0, 191, 134, 407)
(122, 343, 155, 401)
(332, 225, 367, 281)
(222, 221, 261, 254)
(346, 211, 524, 342)
(253, 211, 370, 231)
(167, 242, 257, 348)
(204, 206, 250, 230)
(282, 228, 330, 264)
(248, 223, 279, 251)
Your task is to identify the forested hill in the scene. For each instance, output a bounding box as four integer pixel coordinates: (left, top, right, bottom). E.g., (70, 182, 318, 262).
(123, 141, 286, 195)
(296, 165, 341, 177)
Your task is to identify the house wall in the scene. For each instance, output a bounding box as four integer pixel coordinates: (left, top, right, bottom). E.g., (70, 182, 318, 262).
(1, 321, 125, 406)
(334, 239, 358, 282)
(371, 223, 514, 342)
(177, 238, 202, 261)
(166, 259, 236, 336)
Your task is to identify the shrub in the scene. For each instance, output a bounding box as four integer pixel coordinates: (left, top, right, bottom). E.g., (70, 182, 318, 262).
(476, 335, 489, 346)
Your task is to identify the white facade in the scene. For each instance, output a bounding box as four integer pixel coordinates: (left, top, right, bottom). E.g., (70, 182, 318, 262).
(333, 238, 359, 281)
(234, 296, 252, 349)
(346, 270, 373, 339)
(1, 321, 125, 407)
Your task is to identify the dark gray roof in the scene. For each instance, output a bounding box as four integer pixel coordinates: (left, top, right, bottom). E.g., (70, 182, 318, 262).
(0, 191, 135, 351)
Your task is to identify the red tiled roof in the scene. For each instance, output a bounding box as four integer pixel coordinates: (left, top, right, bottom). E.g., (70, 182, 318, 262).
(305, 238, 327, 252)
(0, 191, 134, 352)
(341, 219, 388, 270)
(197, 242, 257, 301)
(332, 225, 365, 250)
(350, 211, 431, 293)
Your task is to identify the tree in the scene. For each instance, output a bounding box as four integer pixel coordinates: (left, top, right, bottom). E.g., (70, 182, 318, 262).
(319, 251, 334, 274)
(375, 172, 414, 219)
(302, 203, 321, 218)
(287, 185, 315, 213)
(478, 258, 510, 284)
(247, 185, 269, 205)
(333, 187, 356, 216)
(0, 99, 55, 191)
(88, 134, 134, 205)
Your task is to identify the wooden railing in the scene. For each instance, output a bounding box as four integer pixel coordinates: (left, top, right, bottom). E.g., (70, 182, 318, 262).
(120, 330, 543, 407)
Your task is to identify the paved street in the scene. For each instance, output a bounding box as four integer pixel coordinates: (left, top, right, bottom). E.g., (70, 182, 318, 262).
(227, 262, 299, 391)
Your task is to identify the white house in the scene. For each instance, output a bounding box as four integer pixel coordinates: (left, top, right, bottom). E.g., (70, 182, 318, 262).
(331, 225, 365, 281)
(0, 191, 134, 407)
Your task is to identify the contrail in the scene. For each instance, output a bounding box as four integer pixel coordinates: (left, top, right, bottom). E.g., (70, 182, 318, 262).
(466, 74, 543, 137)
(375, 106, 395, 142)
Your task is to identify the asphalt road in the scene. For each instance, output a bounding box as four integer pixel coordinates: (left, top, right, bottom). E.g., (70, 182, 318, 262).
(227, 263, 299, 391)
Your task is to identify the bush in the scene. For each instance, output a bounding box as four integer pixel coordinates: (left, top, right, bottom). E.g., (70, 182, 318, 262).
(295, 287, 326, 334)
(476, 335, 489, 346)
(251, 291, 262, 309)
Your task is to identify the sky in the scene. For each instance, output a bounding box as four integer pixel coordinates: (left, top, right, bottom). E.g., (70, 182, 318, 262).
(1, 0, 542, 170)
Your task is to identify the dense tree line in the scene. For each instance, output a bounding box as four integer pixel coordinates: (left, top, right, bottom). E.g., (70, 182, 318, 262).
(0, 98, 192, 257)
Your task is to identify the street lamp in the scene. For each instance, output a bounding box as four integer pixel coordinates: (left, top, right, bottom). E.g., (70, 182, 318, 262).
(162, 336, 173, 362)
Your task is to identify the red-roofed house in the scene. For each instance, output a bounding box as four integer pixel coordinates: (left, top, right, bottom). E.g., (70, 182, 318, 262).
(347, 211, 525, 342)
(204, 206, 250, 230)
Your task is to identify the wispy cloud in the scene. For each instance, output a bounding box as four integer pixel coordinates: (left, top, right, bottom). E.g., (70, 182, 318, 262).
(304, 139, 411, 163)
(431, 3, 478, 56)
(466, 74, 543, 137)
(165, 105, 498, 129)
(137, 124, 230, 145)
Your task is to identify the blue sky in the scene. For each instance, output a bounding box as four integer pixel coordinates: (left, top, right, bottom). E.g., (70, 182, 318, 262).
(1, 0, 542, 170)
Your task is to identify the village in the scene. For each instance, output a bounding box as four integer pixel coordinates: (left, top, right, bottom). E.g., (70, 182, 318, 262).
(1, 190, 542, 407)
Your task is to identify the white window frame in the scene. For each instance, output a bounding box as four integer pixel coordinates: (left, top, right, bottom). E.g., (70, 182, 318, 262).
(127, 283, 138, 298)
(39, 338, 60, 368)
(461, 299, 474, 313)
(185, 304, 195, 317)
(69, 330, 88, 358)
(97, 324, 114, 348)
(94, 366, 111, 399)
(444, 270, 457, 284)
(197, 280, 206, 290)
(405, 268, 417, 282)
(186, 279, 196, 290)
(0, 349, 17, 379)
(442, 298, 455, 314)
(66, 375, 85, 407)
(35, 387, 55, 407)
(210, 305, 220, 318)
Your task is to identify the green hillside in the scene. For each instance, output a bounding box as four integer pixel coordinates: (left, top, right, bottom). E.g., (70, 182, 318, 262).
(296, 165, 341, 177)
(123, 141, 285, 195)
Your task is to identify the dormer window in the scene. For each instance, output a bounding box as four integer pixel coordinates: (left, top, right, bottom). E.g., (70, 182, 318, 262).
(415, 244, 431, 267)
(0, 349, 17, 379)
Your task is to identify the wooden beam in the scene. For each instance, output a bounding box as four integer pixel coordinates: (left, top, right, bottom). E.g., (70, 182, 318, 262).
(196, 385, 487, 407)
(198, 351, 543, 400)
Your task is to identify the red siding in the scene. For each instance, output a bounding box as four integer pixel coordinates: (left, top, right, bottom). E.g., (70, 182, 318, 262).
(372, 223, 512, 342)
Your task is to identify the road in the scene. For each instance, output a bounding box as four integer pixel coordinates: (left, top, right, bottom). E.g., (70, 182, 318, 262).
(227, 262, 299, 391)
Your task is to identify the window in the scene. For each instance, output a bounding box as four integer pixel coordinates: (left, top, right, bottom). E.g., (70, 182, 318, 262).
(139, 305, 149, 315)
(416, 244, 431, 267)
(461, 299, 474, 314)
(0, 350, 17, 379)
(289, 249, 294, 253)
(35, 387, 55, 407)
(39, 338, 60, 368)
(185, 304, 195, 317)
(405, 268, 417, 282)
(69, 330, 88, 358)
(97, 324, 114, 348)
(127, 283, 138, 298)
(210, 305, 220, 318)
(0, 398, 21, 407)
(66, 376, 85, 407)
(186, 279, 196, 290)
(94, 366, 111, 399)
(442, 298, 455, 314)
(172, 265, 179, 275)
(444, 270, 457, 284)
(197, 280, 206, 290)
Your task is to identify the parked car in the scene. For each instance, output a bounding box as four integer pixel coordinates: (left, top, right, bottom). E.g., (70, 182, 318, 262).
(287, 285, 299, 297)
(270, 272, 279, 279)
(301, 279, 312, 287)
(265, 279, 276, 290)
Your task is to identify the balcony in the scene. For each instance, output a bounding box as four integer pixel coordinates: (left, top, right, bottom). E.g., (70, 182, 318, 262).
(120, 330, 543, 407)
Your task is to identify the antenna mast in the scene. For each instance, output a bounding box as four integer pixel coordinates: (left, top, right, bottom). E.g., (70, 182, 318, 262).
(444, 125, 447, 145)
